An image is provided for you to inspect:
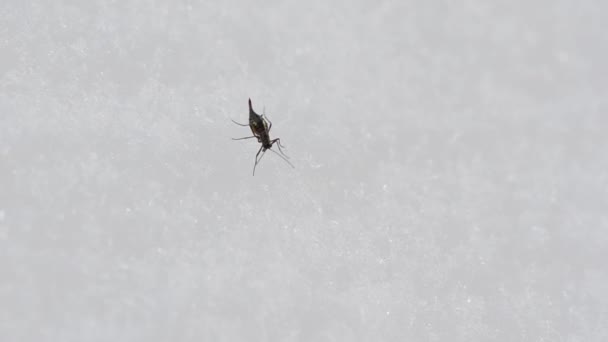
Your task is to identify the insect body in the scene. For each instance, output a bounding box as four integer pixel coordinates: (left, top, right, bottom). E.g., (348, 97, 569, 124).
(231, 99, 294, 175)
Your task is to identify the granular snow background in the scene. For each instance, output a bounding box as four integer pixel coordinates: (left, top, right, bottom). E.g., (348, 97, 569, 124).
(1, 0, 607, 341)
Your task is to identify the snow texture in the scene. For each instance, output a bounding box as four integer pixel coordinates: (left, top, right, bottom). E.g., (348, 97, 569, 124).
(1, 0, 607, 341)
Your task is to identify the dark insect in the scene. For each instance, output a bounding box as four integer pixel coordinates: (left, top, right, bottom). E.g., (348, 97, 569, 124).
(231, 98, 294, 175)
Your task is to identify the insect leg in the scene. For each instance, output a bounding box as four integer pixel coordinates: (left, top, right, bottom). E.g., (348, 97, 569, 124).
(231, 119, 250, 127)
(271, 138, 289, 157)
(269, 136, 285, 149)
(269, 147, 295, 169)
(232, 136, 258, 141)
(253, 145, 265, 176)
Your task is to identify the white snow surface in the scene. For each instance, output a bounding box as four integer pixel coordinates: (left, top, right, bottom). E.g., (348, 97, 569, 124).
(1, 1, 607, 341)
